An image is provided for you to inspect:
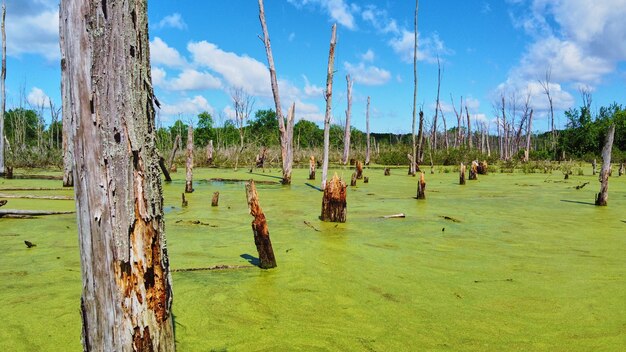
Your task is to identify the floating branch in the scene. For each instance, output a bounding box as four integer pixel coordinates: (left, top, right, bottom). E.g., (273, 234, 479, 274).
(382, 213, 405, 219)
(0, 210, 75, 218)
(171, 264, 255, 273)
(0, 193, 73, 200)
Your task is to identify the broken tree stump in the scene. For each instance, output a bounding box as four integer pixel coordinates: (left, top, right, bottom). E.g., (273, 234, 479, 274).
(350, 172, 357, 186)
(619, 163, 625, 177)
(417, 172, 426, 199)
(185, 126, 194, 193)
(355, 160, 363, 179)
(0, 200, 7, 207)
(459, 163, 466, 185)
(384, 168, 390, 176)
(364, 176, 369, 183)
(469, 161, 478, 180)
(245, 180, 277, 269)
(592, 159, 597, 176)
(596, 124, 615, 206)
(181, 193, 188, 207)
(206, 139, 214, 166)
(320, 173, 347, 223)
(212, 192, 219, 207)
(5, 166, 12, 179)
(309, 156, 316, 180)
(477, 161, 488, 175)
(255, 147, 267, 169)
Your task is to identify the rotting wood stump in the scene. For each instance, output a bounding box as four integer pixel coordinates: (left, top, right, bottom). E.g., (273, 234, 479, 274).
(459, 163, 466, 185)
(384, 168, 390, 176)
(309, 155, 316, 180)
(321, 173, 347, 223)
(619, 163, 625, 177)
(0, 199, 7, 207)
(350, 172, 357, 186)
(181, 193, 188, 207)
(364, 176, 369, 183)
(211, 192, 219, 207)
(469, 161, 478, 180)
(417, 172, 426, 199)
(355, 160, 363, 179)
(245, 180, 277, 269)
(477, 161, 488, 175)
(596, 124, 615, 206)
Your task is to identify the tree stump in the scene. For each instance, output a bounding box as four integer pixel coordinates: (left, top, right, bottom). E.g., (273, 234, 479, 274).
(477, 161, 488, 175)
(181, 193, 188, 207)
(355, 160, 363, 179)
(619, 163, 625, 177)
(185, 126, 194, 193)
(350, 172, 357, 186)
(596, 124, 615, 206)
(255, 147, 267, 169)
(170, 164, 177, 173)
(5, 166, 12, 179)
(384, 168, 390, 176)
(309, 155, 316, 180)
(416, 172, 426, 199)
(364, 176, 369, 183)
(592, 159, 597, 175)
(245, 180, 277, 269)
(469, 161, 478, 180)
(211, 191, 219, 207)
(459, 163, 466, 185)
(320, 173, 347, 223)
(0, 199, 7, 207)
(206, 140, 214, 166)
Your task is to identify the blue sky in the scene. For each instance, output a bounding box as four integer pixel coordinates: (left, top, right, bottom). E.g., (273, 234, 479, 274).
(6, 0, 626, 134)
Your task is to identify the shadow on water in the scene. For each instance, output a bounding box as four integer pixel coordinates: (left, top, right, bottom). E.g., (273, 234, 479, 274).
(247, 172, 283, 181)
(304, 183, 322, 192)
(240, 254, 260, 267)
(560, 199, 596, 206)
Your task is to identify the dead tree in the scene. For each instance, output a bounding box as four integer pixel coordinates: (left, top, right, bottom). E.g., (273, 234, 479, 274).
(350, 172, 357, 186)
(158, 154, 171, 182)
(321, 173, 346, 222)
(592, 159, 597, 175)
(459, 163, 466, 185)
(342, 74, 353, 165)
(416, 172, 426, 199)
(309, 155, 316, 180)
(477, 161, 488, 175)
(355, 160, 363, 179)
(321, 24, 337, 190)
(595, 124, 615, 206)
(432, 56, 442, 151)
(185, 126, 194, 193)
(60, 0, 175, 349)
(465, 106, 472, 149)
(410, 0, 420, 173)
(524, 109, 533, 162)
(206, 139, 213, 165)
(211, 191, 219, 207)
(0, 3, 5, 176)
(245, 180, 277, 269)
(539, 67, 556, 151)
(231, 87, 254, 171)
(469, 160, 478, 180)
(384, 168, 390, 176)
(451, 95, 463, 148)
(620, 163, 625, 177)
(60, 7, 73, 187)
(167, 134, 181, 171)
(365, 96, 371, 165)
(258, 0, 295, 185)
(255, 146, 267, 169)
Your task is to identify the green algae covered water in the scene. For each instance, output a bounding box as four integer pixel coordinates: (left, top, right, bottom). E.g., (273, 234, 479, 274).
(1, 167, 625, 351)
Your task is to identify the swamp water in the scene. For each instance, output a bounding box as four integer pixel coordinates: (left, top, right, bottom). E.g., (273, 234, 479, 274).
(1, 167, 625, 351)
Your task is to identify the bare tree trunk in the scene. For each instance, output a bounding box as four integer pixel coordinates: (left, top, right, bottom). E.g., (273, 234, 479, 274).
(501, 95, 508, 160)
(245, 180, 277, 269)
(206, 139, 213, 165)
(465, 106, 472, 149)
(596, 124, 615, 206)
(283, 103, 295, 184)
(185, 126, 194, 193)
(321, 173, 346, 222)
(0, 2, 5, 175)
(432, 57, 441, 151)
(441, 108, 449, 151)
(524, 109, 533, 162)
(167, 134, 180, 171)
(258, 0, 293, 184)
(60, 0, 175, 350)
(342, 75, 353, 165)
(486, 122, 491, 157)
(365, 96, 371, 165)
(411, 0, 419, 175)
(459, 162, 466, 185)
(309, 155, 315, 180)
(321, 24, 337, 190)
(416, 172, 426, 199)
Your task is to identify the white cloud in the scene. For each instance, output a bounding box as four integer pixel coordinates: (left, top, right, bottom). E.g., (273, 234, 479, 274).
(166, 69, 222, 91)
(160, 95, 214, 117)
(302, 75, 324, 98)
(152, 67, 167, 87)
(154, 13, 187, 30)
(288, 0, 356, 29)
(360, 49, 375, 62)
(389, 30, 452, 64)
(27, 87, 51, 107)
(6, 4, 59, 60)
(150, 37, 187, 68)
(343, 62, 391, 86)
(361, 5, 399, 34)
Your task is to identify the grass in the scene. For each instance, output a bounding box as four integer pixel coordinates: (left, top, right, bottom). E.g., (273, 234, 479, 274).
(1, 165, 625, 351)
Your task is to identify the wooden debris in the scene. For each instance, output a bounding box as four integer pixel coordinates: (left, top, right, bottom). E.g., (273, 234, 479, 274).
(416, 172, 426, 199)
(592, 159, 597, 176)
(439, 215, 461, 223)
(168, 134, 181, 172)
(0, 200, 6, 207)
(320, 173, 347, 223)
(245, 180, 277, 269)
(575, 182, 590, 190)
(5, 166, 12, 179)
(211, 191, 219, 207)
(0, 193, 72, 200)
(477, 161, 488, 175)
(255, 147, 267, 169)
(181, 193, 188, 207)
(459, 163, 466, 185)
(171, 264, 254, 272)
(382, 213, 405, 219)
(303, 220, 321, 232)
(309, 155, 316, 180)
(364, 176, 369, 183)
(0, 210, 75, 218)
(158, 155, 171, 182)
(185, 126, 194, 193)
(208, 178, 278, 185)
(24, 240, 36, 248)
(10, 174, 61, 180)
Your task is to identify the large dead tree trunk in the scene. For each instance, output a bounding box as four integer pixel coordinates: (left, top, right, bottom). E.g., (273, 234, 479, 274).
(321, 24, 337, 190)
(258, 0, 293, 185)
(596, 124, 615, 206)
(365, 96, 371, 165)
(185, 126, 194, 193)
(321, 173, 346, 222)
(465, 106, 472, 149)
(60, 5, 74, 187)
(60, 0, 175, 350)
(206, 139, 213, 165)
(342, 74, 353, 165)
(282, 103, 295, 184)
(410, 0, 419, 175)
(432, 57, 441, 151)
(0, 3, 5, 176)
(524, 109, 533, 162)
(245, 180, 277, 269)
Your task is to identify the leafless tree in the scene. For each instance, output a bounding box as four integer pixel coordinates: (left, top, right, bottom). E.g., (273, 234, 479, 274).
(230, 87, 254, 170)
(365, 96, 371, 165)
(411, 0, 420, 175)
(539, 67, 556, 150)
(321, 24, 337, 190)
(0, 2, 5, 175)
(342, 74, 353, 165)
(431, 56, 442, 151)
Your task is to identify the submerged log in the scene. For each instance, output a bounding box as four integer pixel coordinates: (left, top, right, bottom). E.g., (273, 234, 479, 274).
(459, 163, 466, 185)
(355, 160, 363, 179)
(308, 155, 316, 180)
(350, 172, 357, 186)
(596, 124, 615, 206)
(384, 168, 390, 176)
(416, 172, 426, 199)
(320, 173, 347, 223)
(211, 191, 219, 207)
(245, 180, 277, 269)
(382, 213, 405, 219)
(469, 161, 478, 180)
(0, 209, 75, 218)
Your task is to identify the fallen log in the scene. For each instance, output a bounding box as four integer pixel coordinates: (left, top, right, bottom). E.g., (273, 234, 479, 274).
(158, 155, 172, 182)
(0, 193, 73, 200)
(171, 264, 255, 273)
(0, 187, 68, 191)
(0, 200, 6, 207)
(382, 213, 405, 219)
(0, 210, 75, 218)
(439, 215, 461, 223)
(11, 174, 63, 180)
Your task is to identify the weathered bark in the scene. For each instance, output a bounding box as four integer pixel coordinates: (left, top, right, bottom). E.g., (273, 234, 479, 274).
(167, 134, 181, 172)
(365, 96, 371, 165)
(258, 0, 293, 185)
(410, 0, 419, 175)
(459, 163, 466, 185)
(350, 172, 357, 186)
(308, 155, 315, 180)
(206, 139, 213, 166)
(245, 180, 277, 269)
(342, 75, 353, 165)
(469, 160, 478, 180)
(211, 191, 219, 207)
(60, 0, 175, 350)
(321, 24, 337, 190)
(416, 172, 426, 199)
(185, 126, 194, 193)
(181, 193, 188, 207)
(355, 160, 363, 179)
(0, 3, 5, 176)
(60, 4, 73, 187)
(282, 103, 295, 184)
(596, 124, 615, 206)
(320, 173, 346, 223)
